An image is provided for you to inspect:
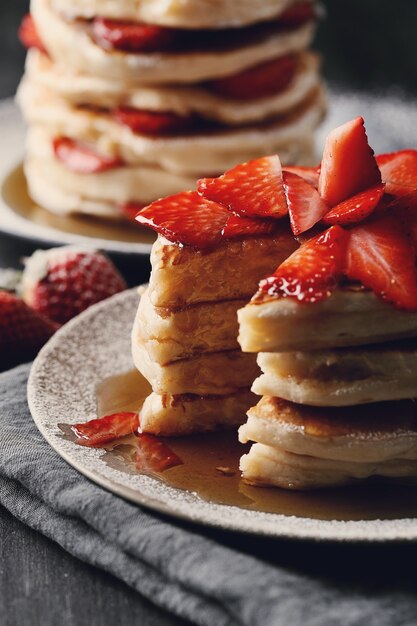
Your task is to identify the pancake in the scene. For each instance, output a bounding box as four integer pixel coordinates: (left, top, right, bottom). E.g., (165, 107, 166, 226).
(132, 341, 260, 395)
(25, 48, 322, 126)
(134, 288, 246, 364)
(18, 77, 324, 175)
(50, 0, 298, 29)
(253, 341, 417, 406)
(238, 289, 417, 353)
(148, 231, 298, 309)
(33, 0, 316, 84)
(239, 396, 417, 489)
(140, 389, 257, 435)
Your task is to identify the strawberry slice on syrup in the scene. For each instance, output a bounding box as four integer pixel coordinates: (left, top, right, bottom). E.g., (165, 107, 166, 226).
(377, 150, 417, 196)
(256, 225, 349, 304)
(323, 184, 385, 226)
(209, 55, 298, 100)
(18, 14, 47, 53)
(198, 155, 288, 219)
(346, 214, 417, 311)
(72, 412, 139, 447)
(136, 435, 183, 473)
(91, 17, 176, 52)
(283, 171, 328, 235)
(53, 137, 122, 174)
(318, 116, 381, 206)
(112, 108, 195, 135)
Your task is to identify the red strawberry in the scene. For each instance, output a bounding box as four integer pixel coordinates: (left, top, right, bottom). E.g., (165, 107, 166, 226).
(256, 225, 349, 303)
(137, 191, 229, 248)
(53, 137, 122, 174)
(18, 14, 47, 54)
(346, 214, 417, 311)
(277, 2, 318, 27)
(283, 165, 320, 188)
(376, 150, 417, 196)
(198, 155, 288, 219)
(112, 107, 195, 136)
(136, 434, 183, 473)
(318, 117, 381, 206)
(72, 412, 139, 446)
(21, 247, 127, 324)
(91, 17, 176, 52)
(0, 291, 58, 369)
(283, 171, 329, 235)
(322, 184, 385, 226)
(118, 201, 146, 222)
(209, 55, 298, 100)
(222, 214, 276, 238)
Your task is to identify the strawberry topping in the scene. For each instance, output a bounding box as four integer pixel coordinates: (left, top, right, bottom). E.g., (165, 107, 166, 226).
(209, 55, 298, 100)
(222, 214, 276, 238)
(112, 107, 196, 136)
(346, 214, 417, 311)
(18, 14, 47, 54)
(136, 434, 183, 473)
(377, 150, 417, 196)
(283, 171, 329, 235)
(91, 17, 176, 52)
(283, 165, 320, 188)
(198, 155, 288, 219)
(318, 116, 381, 206)
(53, 137, 122, 174)
(136, 191, 229, 248)
(72, 412, 139, 446)
(277, 2, 317, 27)
(323, 184, 385, 226)
(256, 226, 349, 304)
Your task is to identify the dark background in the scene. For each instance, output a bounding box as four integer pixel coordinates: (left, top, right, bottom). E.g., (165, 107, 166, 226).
(1, 0, 417, 99)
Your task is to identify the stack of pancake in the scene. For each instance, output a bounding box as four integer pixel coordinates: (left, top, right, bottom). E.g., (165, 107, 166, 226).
(238, 288, 417, 489)
(17, 0, 325, 221)
(132, 228, 297, 434)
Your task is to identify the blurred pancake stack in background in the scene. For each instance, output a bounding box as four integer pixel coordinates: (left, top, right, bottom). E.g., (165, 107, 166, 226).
(17, 0, 326, 222)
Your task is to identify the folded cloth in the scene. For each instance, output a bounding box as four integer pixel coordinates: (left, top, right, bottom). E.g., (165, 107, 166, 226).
(1, 364, 417, 626)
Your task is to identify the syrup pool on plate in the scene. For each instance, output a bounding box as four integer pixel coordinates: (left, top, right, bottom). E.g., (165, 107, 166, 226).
(89, 369, 417, 522)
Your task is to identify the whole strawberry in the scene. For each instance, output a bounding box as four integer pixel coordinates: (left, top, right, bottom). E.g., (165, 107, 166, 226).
(21, 247, 127, 324)
(0, 291, 58, 369)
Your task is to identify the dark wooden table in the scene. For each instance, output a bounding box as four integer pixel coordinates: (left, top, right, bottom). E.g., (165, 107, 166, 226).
(0, 233, 188, 626)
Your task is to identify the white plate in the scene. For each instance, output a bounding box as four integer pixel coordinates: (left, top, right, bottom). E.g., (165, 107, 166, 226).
(28, 290, 417, 542)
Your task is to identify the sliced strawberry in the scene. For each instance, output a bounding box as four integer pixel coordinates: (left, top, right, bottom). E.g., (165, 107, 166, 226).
(283, 165, 320, 188)
(283, 171, 329, 235)
(384, 190, 417, 249)
(346, 214, 417, 311)
(18, 14, 47, 53)
(112, 107, 195, 136)
(72, 412, 139, 447)
(91, 17, 176, 52)
(377, 150, 417, 196)
(118, 201, 146, 222)
(53, 137, 122, 174)
(318, 117, 381, 206)
(136, 434, 183, 473)
(323, 184, 385, 226)
(209, 55, 298, 100)
(222, 214, 276, 239)
(277, 2, 317, 27)
(255, 225, 349, 303)
(198, 155, 288, 219)
(136, 191, 229, 248)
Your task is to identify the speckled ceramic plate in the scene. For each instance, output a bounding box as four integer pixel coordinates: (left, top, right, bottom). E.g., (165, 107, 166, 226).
(28, 289, 417, 541)
(0, 100, 154, 255)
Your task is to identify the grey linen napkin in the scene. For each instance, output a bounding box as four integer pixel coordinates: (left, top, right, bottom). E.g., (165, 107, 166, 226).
(2, 365, 417, 626)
